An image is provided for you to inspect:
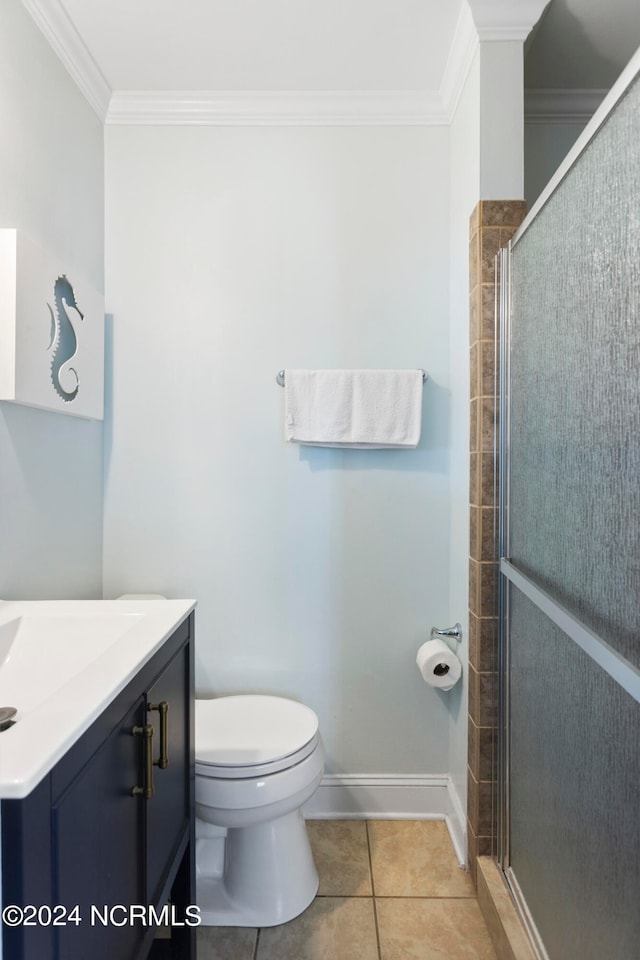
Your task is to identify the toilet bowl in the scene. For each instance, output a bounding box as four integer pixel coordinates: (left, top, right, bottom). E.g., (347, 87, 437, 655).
(195, 694, 325, 927)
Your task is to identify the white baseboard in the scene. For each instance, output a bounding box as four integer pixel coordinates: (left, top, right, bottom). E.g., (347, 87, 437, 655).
(303, 774, 467, 866)
(303, 774, 449, 819)
(446, 777, 467, 866)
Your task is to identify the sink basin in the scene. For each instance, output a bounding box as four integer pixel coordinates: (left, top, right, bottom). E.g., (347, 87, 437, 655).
(0, 612, 143, 714)
(0, 617, 20, 669)
(0, 597, 196, 798)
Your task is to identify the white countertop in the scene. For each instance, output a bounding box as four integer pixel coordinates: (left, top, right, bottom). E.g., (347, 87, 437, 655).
(0, 598, 196, 799)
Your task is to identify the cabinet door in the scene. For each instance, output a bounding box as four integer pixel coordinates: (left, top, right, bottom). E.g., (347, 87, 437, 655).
(145, 647, 190, 907)
(53, 697, 146, 960)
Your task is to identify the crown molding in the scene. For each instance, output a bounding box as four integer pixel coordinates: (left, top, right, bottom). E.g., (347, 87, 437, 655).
(467, 0, 550, 41)
(106, 5, 482, 126)
(21, 0, 111, 120)
(439, 2, 479, 122)
(105, 89, 449, 126)
(24, 0, 549, 127)
(524, 88, 608, 124)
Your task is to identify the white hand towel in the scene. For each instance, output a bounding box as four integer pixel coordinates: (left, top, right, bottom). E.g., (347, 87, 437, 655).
(284, 369, 423, 449)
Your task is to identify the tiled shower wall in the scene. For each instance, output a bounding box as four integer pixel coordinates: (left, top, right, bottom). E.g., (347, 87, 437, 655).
(467, 200, 527, 885)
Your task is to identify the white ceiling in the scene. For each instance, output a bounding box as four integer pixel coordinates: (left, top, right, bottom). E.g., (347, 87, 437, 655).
(56, 0, 465, 92)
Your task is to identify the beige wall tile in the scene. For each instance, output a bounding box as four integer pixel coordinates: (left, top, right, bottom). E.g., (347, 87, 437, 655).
(469, 560, 479, 616)
(479, 342, 497, 399)
(479, 507, 497, 562)
(470, 202, 480, 236)
(470, 398, 479, 454)
(477, 778, 496, 837)
(469, 200, 526, 890)
(480, 398, 496, 453)
(468, 615, 498, 674)
(368, 821, 474, 898)
(478, 834, 493, 858)
(474, 719, 495, 782)
(468, 715, 479, 776)
(376, 897, 498, 960)
(467, 817, 479, 879)
(256, 897, 378, 960)
(480, 229, 501, 284)
(479, 563, 498, 617)
(468, 664, 479, 723)
(470, 232, 480, 290)
(481, 284, 497, 341)
(499, 224, 522, 247)
(468, 719, 496, 784)
(470, 453, 480, 508)
(470, 287, 480, 345)
(307, 820, 372, 897)
(469, 666, 497, 728)
(470, 342, 480, 401)
(467, 766, 479, 832)
(480, 200, 527, 228)
(479, 452, 497, 507)
(468, 613, 480, 669)
(478, 670, 498, 727)
(470, 506, 480, 561)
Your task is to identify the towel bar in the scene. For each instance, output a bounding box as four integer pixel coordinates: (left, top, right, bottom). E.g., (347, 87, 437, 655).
(276, 369, 427, 386)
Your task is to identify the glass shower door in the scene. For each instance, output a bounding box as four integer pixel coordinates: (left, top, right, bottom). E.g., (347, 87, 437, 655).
(498, 67, 640, 960)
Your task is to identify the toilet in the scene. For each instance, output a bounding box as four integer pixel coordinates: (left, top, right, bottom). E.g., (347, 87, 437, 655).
(195, 694, 325, 927)
(114, 599, 324, 926)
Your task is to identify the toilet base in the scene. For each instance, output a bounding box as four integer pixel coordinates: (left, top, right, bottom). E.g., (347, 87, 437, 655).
(196, 809, 319, 926)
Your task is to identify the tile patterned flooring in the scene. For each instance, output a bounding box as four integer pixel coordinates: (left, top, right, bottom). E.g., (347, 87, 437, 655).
(197, 819, 498, 960)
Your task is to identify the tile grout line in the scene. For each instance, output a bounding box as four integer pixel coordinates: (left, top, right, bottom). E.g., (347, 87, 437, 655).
(315, 893, 478, 900)
(366, 820, 383, 960)
(373, 894, 478, 900)
(253, 926, 261, 960)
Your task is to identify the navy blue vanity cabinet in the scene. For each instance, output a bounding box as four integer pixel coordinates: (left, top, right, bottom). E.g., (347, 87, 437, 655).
(1, 613, 195, 960)
(54, 694, 146, 960)
(145, 642, 191, 911)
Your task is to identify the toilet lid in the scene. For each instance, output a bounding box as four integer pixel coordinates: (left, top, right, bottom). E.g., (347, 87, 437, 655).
(196, 695, 319, 767)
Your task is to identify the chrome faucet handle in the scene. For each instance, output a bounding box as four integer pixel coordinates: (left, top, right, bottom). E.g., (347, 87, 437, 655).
(430, 623, 462, 642)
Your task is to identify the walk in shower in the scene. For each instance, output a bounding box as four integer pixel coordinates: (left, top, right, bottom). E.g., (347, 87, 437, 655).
(496, 50, 640, 960)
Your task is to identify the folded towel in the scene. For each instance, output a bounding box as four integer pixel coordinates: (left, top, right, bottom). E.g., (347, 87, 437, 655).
(284, 369, 423, 449)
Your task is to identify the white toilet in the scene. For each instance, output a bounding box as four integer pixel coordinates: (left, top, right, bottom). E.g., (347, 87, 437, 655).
(195, 694, 325, 927)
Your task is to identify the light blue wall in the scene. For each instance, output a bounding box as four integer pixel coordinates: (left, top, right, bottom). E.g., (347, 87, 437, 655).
(104, 123, 453, 778)
(0, 0, 104, 599)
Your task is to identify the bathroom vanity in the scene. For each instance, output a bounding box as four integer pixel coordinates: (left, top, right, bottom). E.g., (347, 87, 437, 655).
(0, 599, 196, 960)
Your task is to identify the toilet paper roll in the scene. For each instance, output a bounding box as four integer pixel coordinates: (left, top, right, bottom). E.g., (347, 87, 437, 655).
(416, 638, 462, 691)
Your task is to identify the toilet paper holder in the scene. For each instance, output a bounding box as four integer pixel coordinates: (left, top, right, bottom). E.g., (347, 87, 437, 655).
(430, 623, 462, 643)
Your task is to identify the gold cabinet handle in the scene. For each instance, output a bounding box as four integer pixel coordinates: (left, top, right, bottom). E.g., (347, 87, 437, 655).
(149, 701, 169, 769)
(132, 723, 155, 798)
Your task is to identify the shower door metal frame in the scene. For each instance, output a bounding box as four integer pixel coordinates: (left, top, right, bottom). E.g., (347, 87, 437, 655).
(496, 243, 511, 872)
(496, 45, 640, 960)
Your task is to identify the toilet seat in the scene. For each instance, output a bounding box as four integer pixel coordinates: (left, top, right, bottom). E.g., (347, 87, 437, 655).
(196, 695, 320, 779)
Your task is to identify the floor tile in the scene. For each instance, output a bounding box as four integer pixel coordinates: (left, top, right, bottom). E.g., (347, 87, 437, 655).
(307, 819, 373, 896)
(256, 897, 379, 960)
(376, 897, 498, 960)
(368, 820, 475, 897)
(197, 924, 258, 960)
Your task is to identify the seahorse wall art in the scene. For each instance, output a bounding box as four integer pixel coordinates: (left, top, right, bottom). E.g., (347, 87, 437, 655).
(47, 274, 84, 403)
(0, 229, 104, 419)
